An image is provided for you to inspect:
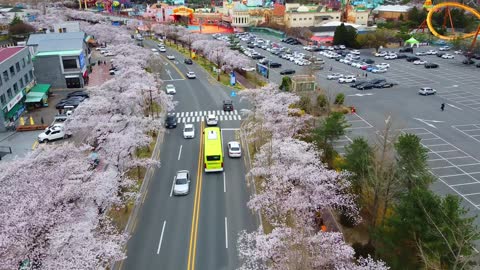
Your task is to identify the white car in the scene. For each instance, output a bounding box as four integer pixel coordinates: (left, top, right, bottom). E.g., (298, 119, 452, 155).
(413, 60, 427, 65)
(105, 52, 115, 56)
(157, 43, 164, 47)
(151, 48, 158, 52)
(38, 126, 67, 143)
(327, 73, 344, 80)
(338, 75, 356, 83)
(173, 170, 190, 196)
(372, 68, 387, 73)
(376, 63, 390, 69)
(183, 123, 195, 139)
(351, 49, 361, 55)
(167, 55, 175, 60)
(439, 46, 450, 51)
(441, 54, 454, 59)
(384, 54, 397, 60)
(228, 141, 242, 158)
(375, 51, 387, 57)
(419, 87, 437, 95)
(165, 84, 176, 94)
(339, 45, 346, 50)
(415, 51, 427, 56)
(206, 114, 218, 126)
(426, 50, 438, 55)
(454, 50, 463, 55)
(159, 47, 166, 52)
(241, 67, 255, 72)
(186, 71, 196, 79)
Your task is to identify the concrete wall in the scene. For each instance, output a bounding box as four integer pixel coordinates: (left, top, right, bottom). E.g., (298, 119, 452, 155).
(33, 55, 66, 88)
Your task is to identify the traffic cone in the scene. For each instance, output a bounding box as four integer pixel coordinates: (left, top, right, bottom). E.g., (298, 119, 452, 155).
(19, 117, 25, 126)
(29, 116, 34, 125)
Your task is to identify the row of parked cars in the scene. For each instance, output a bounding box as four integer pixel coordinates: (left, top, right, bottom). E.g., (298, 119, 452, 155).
(327, 75, 397, 90)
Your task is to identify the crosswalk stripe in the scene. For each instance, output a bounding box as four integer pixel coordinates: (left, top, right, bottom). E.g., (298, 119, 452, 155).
(187, 117, 191, 123)
(176, 112, 180, 117)
(232, 115, 237, 121)
(217, 110, 221, 115)
(195, 111, 198, 117)
(234, 110, 238, 114)
(201, 117, 204, 121)
(177, 118, 181, 123)
(181, 112, 185, 117)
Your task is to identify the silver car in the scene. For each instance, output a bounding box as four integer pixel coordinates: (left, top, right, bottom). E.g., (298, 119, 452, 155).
(173, 170, 190, 196)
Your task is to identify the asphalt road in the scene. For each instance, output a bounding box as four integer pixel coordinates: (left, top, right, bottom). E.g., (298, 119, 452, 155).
(121, 39, 257, 270)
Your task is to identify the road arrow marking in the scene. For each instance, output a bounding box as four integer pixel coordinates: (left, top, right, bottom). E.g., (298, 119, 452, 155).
(447, 103, 463, 110)
(414, 117, 445, 129)
(166, 69, 173, 80)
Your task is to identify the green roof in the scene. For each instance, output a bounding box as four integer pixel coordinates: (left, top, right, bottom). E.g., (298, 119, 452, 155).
(25, 92, 45, 103)
(30, 84, 50, 94)
(35, 50, 82, 57)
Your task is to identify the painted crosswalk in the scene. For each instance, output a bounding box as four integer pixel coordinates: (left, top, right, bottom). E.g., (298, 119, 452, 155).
(174, 110, 241, 123)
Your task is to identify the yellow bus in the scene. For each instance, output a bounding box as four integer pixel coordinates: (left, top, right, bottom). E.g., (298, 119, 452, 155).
(204, 127, 224, 172)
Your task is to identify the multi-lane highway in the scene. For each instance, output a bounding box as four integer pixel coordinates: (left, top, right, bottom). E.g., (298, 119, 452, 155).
(120, 39, 257, 270)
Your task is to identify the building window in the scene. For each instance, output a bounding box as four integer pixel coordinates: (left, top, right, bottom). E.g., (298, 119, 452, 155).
(7, 88, 12, 99)
(24, 73, 29, 83)
(9, 66, 15, 76)
(0, 94, 5, 106)
(15, 62, 20, 72)
(21, 58, 25, 68)
(309, 18, 312, 20)
(27, 54, 31, 63)
(0, 76, 2, 86)
(3, 70, 8, 82)
(293, 18, 297, 21)
(13, 83, 18, 93)
(29, 70, 33, 80)
(19, 78, 24, 88)
(62, 58, 78, 70)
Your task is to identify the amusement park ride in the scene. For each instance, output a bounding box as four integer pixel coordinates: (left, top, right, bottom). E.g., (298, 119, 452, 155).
(417, 0, 480, 55)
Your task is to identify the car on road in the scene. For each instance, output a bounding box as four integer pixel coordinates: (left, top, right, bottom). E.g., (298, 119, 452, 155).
(357, 83, 375, 90)
(206, 114, 218, 126)
(165, 84, 176, 95)
(227, 141, 242, 158)
(173, 170, 191, 196)
(376, 63, 390, 69)
(280, 69, 295, 75)
(151, 48, 158, 52)
(183, 124, 195, 139)
(38, 125, 68, 143)
(406, 56, 420, 62)
(159, 47, 166, 52)
(157, 43, 164, 47)
(419, 87, 437, 95)
(375, 51, 387, 57)
(384, 54, 397, 60)
(327, 73, 344, 80)
(186, 71, 196, 79)
(371, 68, 387, 73)
(223, 100, 234, 111)
(441, 54, 454, 59)
(184, 58, 193, 65)
(424, 63, 439, 68)
(167, 55, 175, 60)
(338, 75, 356, 83)
(413, 60, 427, 65)
(165, 114, 177, 128)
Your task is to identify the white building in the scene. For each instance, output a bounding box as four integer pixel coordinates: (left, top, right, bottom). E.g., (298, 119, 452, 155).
(53, 21, 81, 33)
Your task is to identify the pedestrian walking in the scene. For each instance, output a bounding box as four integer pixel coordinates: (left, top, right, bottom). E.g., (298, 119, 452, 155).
(329, 66, 332, 71)
(365, 73, 368, 78)
(103, 60, 106, 65)
(40, 117, 44, 125)
(441, 103, 445, 111)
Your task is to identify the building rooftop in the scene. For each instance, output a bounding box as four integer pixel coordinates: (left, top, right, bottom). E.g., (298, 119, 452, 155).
(27, 32, 85, 46)
(373, 5, 412, 12)
(0, 46, 25, 64)
(36, 38, 83, 53)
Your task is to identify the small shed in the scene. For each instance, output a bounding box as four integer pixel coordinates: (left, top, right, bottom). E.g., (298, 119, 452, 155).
(291, 75, 316, 92)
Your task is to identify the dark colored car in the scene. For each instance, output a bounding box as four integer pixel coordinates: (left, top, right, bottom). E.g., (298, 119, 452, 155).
(280, 69, 296, 75)
(165, 114, 177, 129)
(436, 52, 446, 57)
(282, 37, 294, 43)
(476, 63, 480, 68)
(67, 91, 89, 98)
(357, 83, 375, 90)
(350, 81, 367, 88)
(247, 44, 255, 48)
(396, 54, 408, 59)
(251, 54, 265, 60)
(399, 47, 413, 53)
(406, 56, 420, 62)
(425, 63, 439, 68)
(55, 96, 86, 110)
(269, 62, 282, 68)
(463, 59, 475, 65)
(223, 100, 233, 111)
(375, 82, 397, 88)
(362, 58, 375, 64)
(369, 78, 387, 85)
(184, 58, 193, 65)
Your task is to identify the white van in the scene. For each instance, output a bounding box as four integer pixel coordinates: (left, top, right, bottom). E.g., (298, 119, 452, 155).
(38, 125, 69, 143)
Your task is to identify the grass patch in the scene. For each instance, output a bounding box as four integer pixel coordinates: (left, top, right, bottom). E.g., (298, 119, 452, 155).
(108, 132, 158, 232)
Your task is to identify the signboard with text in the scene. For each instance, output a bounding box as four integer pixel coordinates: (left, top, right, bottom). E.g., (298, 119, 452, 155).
(6, 91, 24, 111)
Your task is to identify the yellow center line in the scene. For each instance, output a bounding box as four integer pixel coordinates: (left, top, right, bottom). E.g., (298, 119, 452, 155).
(159, 54, 187, 80)
(187, 121, 204, 270)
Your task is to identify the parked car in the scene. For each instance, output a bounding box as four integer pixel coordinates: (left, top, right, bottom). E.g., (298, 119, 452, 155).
(350, 81, 367, 88)
(338, 75, 356, 83)
(439, 46, 451, 51)
(376, 63, 390, 69)
(67, 91, 89, 98)
(399, 47, 413, 53)
(184, 58, 193, 65)
(173, 170, 191, 196)
(384, 54, 397, 60)
(55, 96, 86, 110)
(223, 100, 234, 111)
(462, 59, 475, 65)
(424, 63, 439, 68)
(436, 52, 446, 57)
(327, 73, 344, 80)
(413, 60, 427, 65)
(183, 123, 195, 139)
(280, 69, 295, 75)
(415, 51, 427, 56)
(159, 47, 166, 52)
(357, 83, 375, 90)
(441, 54, 454, 59)
(38, 125, 69, 143)
(375, 51, 387, 57)
(375, 82, 397, 88)
(419, 87, 437, 95)
(165, 114, 177, 128)
(227, 141, 242, 158)
(396, 54, 408, 59)
(406, 56, 420, 62)
(371, 68, 387, 73)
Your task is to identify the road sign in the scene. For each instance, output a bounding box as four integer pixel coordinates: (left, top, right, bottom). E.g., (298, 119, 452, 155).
(231, 91, 237, 97)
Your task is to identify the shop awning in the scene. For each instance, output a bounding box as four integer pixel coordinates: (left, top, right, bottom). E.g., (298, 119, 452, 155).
(30, 84, 50, 94)
(5, 103, 22, 119)
(25, 92, 45, 103)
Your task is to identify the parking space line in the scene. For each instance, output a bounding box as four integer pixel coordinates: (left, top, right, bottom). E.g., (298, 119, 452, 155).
(428, 150, 457, 153)
(453, 124, 480, 143)
(450, 182, 479, 187)
(463, 192, 480, 196)
(423, 143, 449, 147)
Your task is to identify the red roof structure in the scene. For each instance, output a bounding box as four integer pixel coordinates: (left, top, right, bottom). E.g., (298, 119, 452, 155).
(0, 47, 24, 64)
